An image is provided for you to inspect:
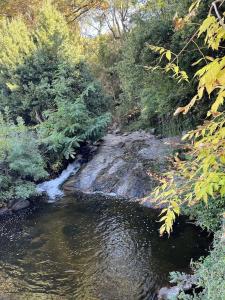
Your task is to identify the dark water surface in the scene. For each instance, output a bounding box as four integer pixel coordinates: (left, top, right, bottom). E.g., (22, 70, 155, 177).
(0, 196, 210, 300)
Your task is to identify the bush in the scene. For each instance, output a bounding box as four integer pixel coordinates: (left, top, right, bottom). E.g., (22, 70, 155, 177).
(114, 0, 213, 133)
(183, 199, 225, 232)
(0, 113, 48, 205)
(0, 2, 110, 166)
(174, 230, 225, 300)
(39, 83, 111, 159)
(191, 233, 225, 300)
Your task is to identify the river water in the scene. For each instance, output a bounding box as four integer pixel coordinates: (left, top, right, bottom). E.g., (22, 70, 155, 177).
(0, 196, 210, 300)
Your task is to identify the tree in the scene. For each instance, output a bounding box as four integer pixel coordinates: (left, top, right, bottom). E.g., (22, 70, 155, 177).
(38, 61, 111, 160)
(57, 0, 109, 23)
(0, 1, 83, 123)
(0, 17, 35, 69)
(0, 0, 42, 23)
(0, 1, 111, 202)
(149, 0, 225, 235)
(0, 0, 108, 25)
(0, 1, 111, 163)
(87, 0, 138, 39)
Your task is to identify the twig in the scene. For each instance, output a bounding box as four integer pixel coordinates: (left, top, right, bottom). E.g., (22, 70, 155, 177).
(171, 28, 199, 64)
(210, 0, 225, 29)
(192, 40, 207, 64)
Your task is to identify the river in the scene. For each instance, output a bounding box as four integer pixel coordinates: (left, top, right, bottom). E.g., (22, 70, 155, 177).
(0, 195, 210, 300)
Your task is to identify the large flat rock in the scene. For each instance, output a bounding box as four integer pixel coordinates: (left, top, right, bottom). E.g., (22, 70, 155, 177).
(64, 131, 181, 199)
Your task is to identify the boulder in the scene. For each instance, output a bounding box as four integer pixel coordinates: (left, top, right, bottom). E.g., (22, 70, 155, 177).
(64, 131, 181, 200)
(0, 207, 12, 216)
(11, 200, 30, 212)
(158, 286, 180, 300)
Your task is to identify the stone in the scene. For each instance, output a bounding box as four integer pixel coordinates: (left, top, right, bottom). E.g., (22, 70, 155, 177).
(113, 129, 121, 135)
(7, 199, 17, 209)
(149, 128, 156, 134)
(0, 207, 12, 216)
(63, 132, 181, 201)
(11, 200, 30, 212)
(158, 286, 180, 300)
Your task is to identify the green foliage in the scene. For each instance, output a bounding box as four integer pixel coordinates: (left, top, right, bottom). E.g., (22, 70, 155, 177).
(149, 0, 225, 236)
(183, 198, 224, 232)
(138, 3, 225, 299)
(0, 1, 110, 165)
(39, 89, 110, 159)
(36, 58, 110, 160)
(35, 0, 83, 61)
(0, 1, 83, 123)
(0, 2, 110, 206)
(0, 17, 35, 69)
(154, 113, 225, 235)
(171, 231, 225, 300)
(8, 130, 47, 181)
(115, 3, 199, 133)
(84, 35, 122, 112)
(190, 233, 225, 300)
(13, 182, 37, 201)
(0, 113, 48, 204)
(108, 0, 217, 133)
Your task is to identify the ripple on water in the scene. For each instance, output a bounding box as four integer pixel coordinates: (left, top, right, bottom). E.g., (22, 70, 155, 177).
(0, 196, 211, 300)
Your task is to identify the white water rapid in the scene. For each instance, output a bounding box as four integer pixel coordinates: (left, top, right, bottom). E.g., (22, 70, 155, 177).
(37, 161, 81, 202)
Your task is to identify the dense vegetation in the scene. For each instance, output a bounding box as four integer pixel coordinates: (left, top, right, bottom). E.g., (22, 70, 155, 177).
(0, 1, 110, 205)
(0, 0, 224, 299)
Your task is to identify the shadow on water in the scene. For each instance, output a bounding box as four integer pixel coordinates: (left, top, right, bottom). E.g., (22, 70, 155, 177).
(0, 196, 212, 300)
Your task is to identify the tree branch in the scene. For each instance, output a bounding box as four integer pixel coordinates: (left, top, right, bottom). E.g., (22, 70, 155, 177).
(210, 0, 225, 29)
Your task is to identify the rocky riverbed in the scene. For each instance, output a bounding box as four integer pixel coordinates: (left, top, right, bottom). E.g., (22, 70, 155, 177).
(0, 130, 212, 300)
(0, 131, 182, 216)
(64, 131, 181, 203)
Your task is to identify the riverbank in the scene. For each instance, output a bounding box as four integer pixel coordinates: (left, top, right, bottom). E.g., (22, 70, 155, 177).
(0, 130, 222, 300)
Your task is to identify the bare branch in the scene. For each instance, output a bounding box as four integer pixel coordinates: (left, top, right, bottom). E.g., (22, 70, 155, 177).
(210, 0, 225, 29)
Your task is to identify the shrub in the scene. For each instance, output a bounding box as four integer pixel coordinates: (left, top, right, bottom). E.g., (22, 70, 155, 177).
(0, 113, 48, 205)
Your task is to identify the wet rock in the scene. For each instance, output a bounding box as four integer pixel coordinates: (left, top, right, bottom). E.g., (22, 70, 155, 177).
(11, 200, 30, 212)
(149, 128, 156, 135)
(64, 131, 182, 201)
(158, 286, 180, 300)
(7, 199, 17, 209)
(158, 273, 198, 300)
(0, 207, 12, 216)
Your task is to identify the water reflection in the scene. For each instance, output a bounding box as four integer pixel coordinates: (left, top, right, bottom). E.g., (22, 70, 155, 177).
(0, 197, 210, 300)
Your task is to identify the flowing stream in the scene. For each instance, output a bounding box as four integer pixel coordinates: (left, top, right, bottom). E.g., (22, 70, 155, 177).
(0, 193, 211, 300)
(37, 161, 81, 202)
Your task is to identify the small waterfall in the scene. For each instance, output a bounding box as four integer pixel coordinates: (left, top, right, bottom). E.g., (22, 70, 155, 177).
(37, 161, 81, 202)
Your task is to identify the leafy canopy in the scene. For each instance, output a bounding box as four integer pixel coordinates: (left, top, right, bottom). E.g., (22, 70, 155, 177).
(150, 0, 225, 235)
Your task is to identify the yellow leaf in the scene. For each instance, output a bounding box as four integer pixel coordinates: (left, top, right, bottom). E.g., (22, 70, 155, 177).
(189, 0, 200, 13)
(171, 201, 180, 215)
(174, 65, 179, 74)
(166, 50, 172, 61)
(211, 91, 225, 112)
(192, 58, 204, 66)
(198, 86, 204, 99)
(159, 225, 166, 236)
(6, 82, 19, 91)
(198, 16, 216, 37)
(205, 56, 214, 62)
(203, 193, 208, 204)
(217, 72, 225, 86)
(159, 215, 167, 222)
(174, 106, 185, 116)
